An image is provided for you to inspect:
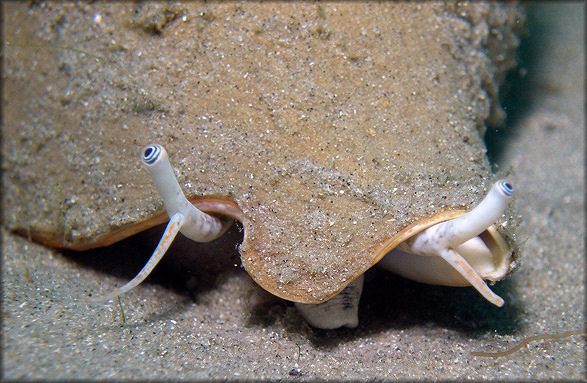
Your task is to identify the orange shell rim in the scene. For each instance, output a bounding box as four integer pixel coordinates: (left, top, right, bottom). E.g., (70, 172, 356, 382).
(18, 196, 503, 304)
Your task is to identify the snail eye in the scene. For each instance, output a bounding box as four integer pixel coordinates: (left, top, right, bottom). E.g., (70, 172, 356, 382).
(497, 180, 513, 197)
(143, 144, 161, 165)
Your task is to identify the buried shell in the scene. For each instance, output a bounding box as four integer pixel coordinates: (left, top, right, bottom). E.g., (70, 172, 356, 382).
(3, 3, 522, 308)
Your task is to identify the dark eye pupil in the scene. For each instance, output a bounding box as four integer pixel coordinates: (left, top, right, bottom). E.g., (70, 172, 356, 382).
(497, 180, 513, 196)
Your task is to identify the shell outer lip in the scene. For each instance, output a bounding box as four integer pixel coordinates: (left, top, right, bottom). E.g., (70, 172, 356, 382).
(243, 209, 502, 304)
(18, 203, 513, 305)
(17, 196, 243, 251)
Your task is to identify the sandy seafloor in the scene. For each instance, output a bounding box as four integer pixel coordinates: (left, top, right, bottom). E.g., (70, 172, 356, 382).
(2, 3, 585, 381)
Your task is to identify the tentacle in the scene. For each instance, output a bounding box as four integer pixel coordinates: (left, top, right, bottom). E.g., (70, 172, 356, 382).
(436, 248, 504, 306)
(397, 180, 513, 307)
(142, 144, 232, 242)
(87, 212, 185, 302)
(295, 275, 364, 329)
(379, 236, 496, 287)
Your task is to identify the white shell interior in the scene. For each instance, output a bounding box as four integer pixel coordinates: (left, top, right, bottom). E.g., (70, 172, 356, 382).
(378, 225, 512, 287)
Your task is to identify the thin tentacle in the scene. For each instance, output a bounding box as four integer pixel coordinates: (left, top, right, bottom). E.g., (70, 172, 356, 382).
(88, 212, 185, 302)
(436, 248, 504, 306)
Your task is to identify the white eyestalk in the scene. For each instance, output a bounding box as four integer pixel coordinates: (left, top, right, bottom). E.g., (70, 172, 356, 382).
(88, 144, 232, 302)
(142, 145, 231, 243)
(295, 275, 364, 329)
(390, 180, 513, 307)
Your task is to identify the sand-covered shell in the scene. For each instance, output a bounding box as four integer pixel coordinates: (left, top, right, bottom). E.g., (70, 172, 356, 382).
(3, 2, 522, 303)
